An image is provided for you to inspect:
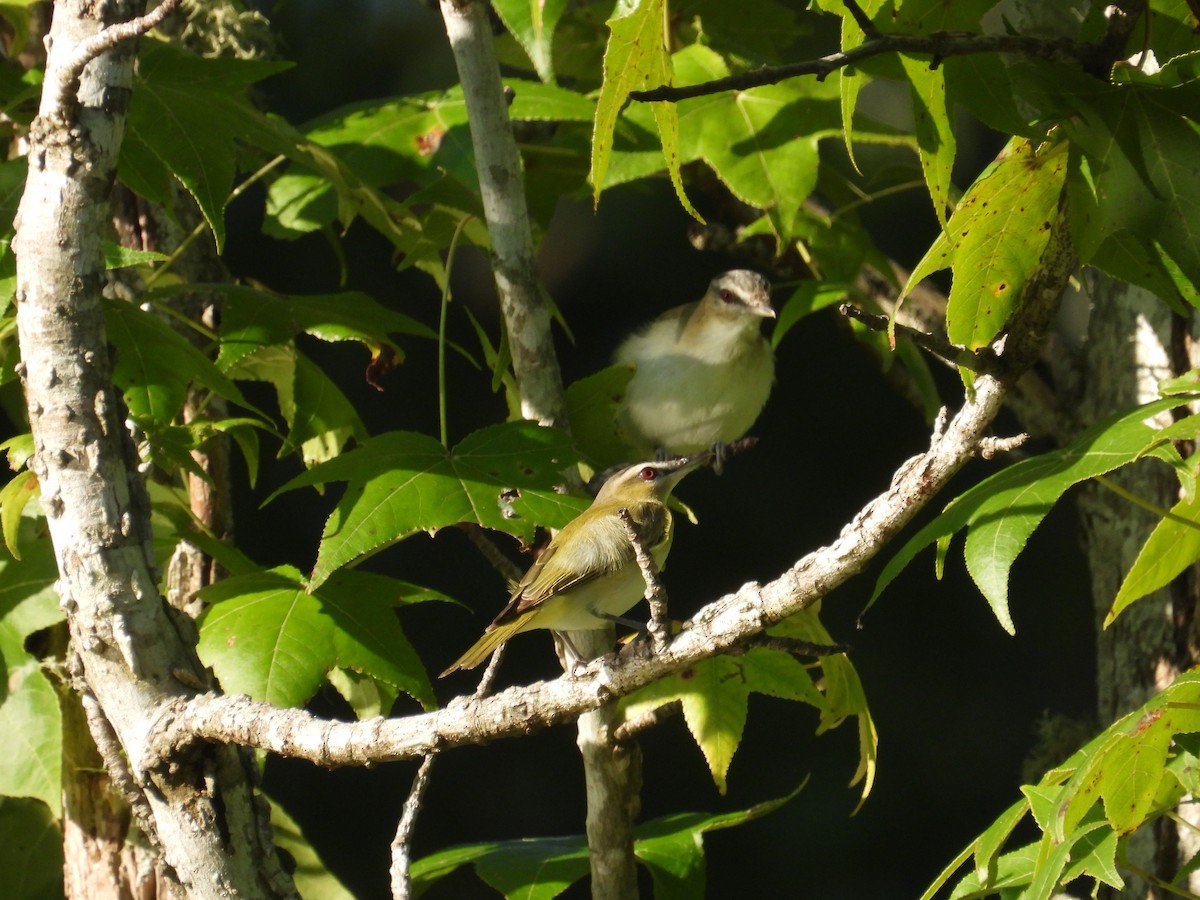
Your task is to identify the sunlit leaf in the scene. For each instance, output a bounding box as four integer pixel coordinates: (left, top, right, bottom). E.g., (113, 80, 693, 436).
(1108, 492, 1200, 626)
(198, 566, 439, 711)
(873, 397, 1184, 633)
(904, 137, 1068, 351)
(271, 422, 587, 588)
(492, 0, 569, 84)
(104, 300, 249, 424)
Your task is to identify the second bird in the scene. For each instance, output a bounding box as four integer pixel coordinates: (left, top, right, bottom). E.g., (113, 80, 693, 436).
(615, 269, 775, 460)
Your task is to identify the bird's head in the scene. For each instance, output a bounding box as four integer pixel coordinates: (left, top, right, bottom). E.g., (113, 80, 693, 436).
(702, 269, 775, 323)
(593, 451, 715, 505)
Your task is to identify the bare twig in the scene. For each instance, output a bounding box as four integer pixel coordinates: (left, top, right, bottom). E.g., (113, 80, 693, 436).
(457, 522, 523, 586)
(978, 435, 1029, 460)
(839, 303, 1005, 377)
(842, 0, 880, 38)
(147, 374, 1012, 768)
(617, 508, 668, 652)
(612, 700, 682, 742)
(631, 31, 1096, 103)
(389, 752, 438, 900)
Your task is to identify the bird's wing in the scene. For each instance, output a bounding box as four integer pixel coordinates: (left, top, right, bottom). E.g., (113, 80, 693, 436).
(491, 503, 670, 625)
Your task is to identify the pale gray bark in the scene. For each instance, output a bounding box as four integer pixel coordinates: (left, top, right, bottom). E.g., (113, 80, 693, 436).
(437, 2, 638, 893)
(13, 2, 293, 897)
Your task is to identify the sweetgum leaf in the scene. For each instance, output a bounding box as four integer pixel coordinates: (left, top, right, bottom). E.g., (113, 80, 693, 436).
(122, 40, 290, 250)
(198, 566, 438, 711)
(492, 0, 569, 83)
(272, 422, 587, 588)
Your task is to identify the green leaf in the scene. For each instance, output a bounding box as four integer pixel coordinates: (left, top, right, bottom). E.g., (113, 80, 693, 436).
(412, 835, 589, 899)
(564, 365, 637, 469)
(272, 422, 587, 588)
(773, 281, 850, 348)
(123, 40, 291, 251)
(770, 605, 877, 806)
(633, 789, 800, 899)
(607, 44, 838, 241)
(0, 470, 37, 559)
(620, 638, 830, 796)
(873, 397, 1185, 633)
(675, 0, 804, 64)
(271, 801, 355, 900)
(225, 343, 366, 468)
(0, 527, 62, 697)
(678, 656, 749, 794)
(0, 798, 63, 900)
(410, 791, 798, 898)
(1108, 492, 1200, 626)
(104, 299, 249, 423)
(0, 664, 61, 815)
(492, 0, 569, 83)
(619, 656, 748, 795)
(591, 0, 687, 211)
(103, 242, 169, 269)
(197, 566, 438, 711)
(0, 157, 27, 235)
(900, 57, 955, 229)
(904, 137, 1068, 350)
(1065, 78, 1200, 308)
(180, 283, 438, 373)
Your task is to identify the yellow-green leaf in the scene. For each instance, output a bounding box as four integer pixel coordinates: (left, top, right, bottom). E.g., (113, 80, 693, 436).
(903, 137, 1068, 351)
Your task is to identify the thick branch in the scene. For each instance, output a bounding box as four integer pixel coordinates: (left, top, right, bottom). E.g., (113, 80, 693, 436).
(631, 31, 1097, 103)
(149, 372, 1008, 766)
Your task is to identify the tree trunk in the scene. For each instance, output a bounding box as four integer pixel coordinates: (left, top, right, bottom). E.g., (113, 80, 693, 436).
(13, 2, 293, 896)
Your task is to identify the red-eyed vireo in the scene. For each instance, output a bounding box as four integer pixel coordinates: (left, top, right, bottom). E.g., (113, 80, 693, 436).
(440, 451, 713, 676)
(614, 269, 775, 462)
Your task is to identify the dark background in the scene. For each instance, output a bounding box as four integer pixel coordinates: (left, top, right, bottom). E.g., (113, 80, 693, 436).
(221, 2, 1096, 896)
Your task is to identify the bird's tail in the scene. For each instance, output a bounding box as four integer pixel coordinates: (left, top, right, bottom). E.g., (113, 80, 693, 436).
(439, 618, 528, 677)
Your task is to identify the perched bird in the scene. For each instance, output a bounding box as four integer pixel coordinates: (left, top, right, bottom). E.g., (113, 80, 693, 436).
(440, 451, 713, 676)
(614, 269, 775, 463)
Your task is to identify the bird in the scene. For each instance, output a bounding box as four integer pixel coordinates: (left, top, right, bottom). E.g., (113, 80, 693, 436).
(440, 451, 713, 676)
(614, 269, 775, 465)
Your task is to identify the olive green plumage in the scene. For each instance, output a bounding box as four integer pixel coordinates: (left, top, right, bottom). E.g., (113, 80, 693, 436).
(441, 453, 711, 676)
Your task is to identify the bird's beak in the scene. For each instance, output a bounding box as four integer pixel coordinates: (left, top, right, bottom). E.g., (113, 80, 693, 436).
(752, 300, 776, 319)
(661, 447, 718, 478)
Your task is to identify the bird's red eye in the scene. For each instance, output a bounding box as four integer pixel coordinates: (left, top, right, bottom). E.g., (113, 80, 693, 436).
(718, 288, 734, 302)
(639, 466, 657, 481)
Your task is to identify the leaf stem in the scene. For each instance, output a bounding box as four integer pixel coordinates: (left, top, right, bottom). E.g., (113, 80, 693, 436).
(145, 154, 287, 288)
(438, 216, 472, 447)
(1093, 475, 1200, 531)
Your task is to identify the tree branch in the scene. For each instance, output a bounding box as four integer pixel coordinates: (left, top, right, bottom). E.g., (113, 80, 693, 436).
(45, 0, 181, 113)
(630, 31, 1098, 103)
(389, 752, 438, 900)
(148, 372, 1009, 766)
(618, 507, 669, 652)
